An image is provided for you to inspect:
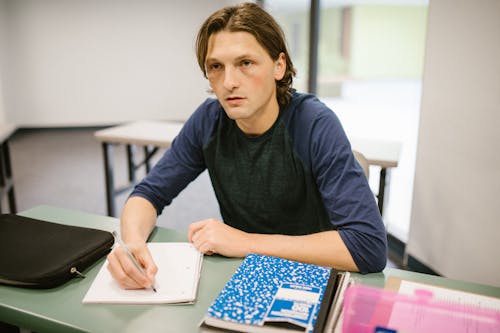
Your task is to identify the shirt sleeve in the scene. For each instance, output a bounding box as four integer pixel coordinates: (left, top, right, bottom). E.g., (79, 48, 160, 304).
(130, 99, 218, 215)
(302, 97, 388, 273)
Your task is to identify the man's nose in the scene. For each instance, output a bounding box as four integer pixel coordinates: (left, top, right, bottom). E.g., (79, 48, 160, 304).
(223, 66, 239, 90)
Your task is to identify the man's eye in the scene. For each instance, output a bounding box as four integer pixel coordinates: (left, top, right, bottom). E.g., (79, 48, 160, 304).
(208, 63, 222, 71)
(241, 60, 252, 67)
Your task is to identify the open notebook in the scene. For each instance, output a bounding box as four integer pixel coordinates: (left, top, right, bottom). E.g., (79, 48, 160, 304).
(83, 242, 203, 304)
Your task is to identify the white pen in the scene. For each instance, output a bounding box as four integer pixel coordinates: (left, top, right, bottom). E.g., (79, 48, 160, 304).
(112, 231, 157, 292)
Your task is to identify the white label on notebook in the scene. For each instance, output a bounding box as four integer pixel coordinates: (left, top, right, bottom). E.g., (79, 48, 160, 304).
(264, 283, 321, 329)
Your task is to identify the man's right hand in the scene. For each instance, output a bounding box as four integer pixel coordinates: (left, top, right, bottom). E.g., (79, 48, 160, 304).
(106, 241, 158, 290)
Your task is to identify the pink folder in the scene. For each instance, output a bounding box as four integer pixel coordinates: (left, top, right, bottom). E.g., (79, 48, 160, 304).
(342, 284, 500, 333)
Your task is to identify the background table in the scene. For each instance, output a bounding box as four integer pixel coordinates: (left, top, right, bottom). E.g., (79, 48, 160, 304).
(94, 121, 183, 216)
(2, 206, 500, 333)
(95, 121, 401, 217)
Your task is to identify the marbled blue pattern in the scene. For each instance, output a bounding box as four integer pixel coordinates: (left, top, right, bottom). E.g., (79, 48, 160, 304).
(207, 254, 331, 331)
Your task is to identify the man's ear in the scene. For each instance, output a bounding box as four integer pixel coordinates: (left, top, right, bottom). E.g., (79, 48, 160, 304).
(274, 52, 286, 81)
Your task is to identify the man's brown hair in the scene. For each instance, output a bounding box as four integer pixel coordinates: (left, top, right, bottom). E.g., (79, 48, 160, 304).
(196, 2, 296, 108)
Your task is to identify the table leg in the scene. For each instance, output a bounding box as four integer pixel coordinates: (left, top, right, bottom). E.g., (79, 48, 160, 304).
(126, 144, 136, 183)
(0, 141, 16, 214)
(4, 141, 16, 213)
(144, 146, 152, 173)
(377, 167, 392, 216)
(102, 142, 116, 217)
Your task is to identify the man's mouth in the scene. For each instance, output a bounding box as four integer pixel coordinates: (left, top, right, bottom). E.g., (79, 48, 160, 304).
(225, 96, 246, 106)
(226, 96, 244, 101)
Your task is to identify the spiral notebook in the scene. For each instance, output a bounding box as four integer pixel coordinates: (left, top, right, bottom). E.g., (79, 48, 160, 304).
(82, 242, 203, 304)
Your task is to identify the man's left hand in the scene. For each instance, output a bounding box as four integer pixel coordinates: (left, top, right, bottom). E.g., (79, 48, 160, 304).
(188, 218, 253, 257)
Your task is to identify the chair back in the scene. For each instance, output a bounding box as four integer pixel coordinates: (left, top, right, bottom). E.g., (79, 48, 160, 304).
(353, 150, 369, 179)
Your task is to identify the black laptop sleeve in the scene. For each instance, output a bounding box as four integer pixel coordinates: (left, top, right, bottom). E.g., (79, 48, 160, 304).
(0, 214, 115, 289)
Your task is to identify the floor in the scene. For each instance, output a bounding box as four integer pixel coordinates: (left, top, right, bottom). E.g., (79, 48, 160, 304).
(8, 127, 221, 231)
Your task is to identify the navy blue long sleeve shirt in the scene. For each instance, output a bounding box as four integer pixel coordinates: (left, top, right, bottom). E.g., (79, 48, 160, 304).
(131, 92, 387, 273)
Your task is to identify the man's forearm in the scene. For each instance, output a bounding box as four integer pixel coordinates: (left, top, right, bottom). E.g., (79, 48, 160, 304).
(247, 230, 359, 272)
(120, 196, 157, 244)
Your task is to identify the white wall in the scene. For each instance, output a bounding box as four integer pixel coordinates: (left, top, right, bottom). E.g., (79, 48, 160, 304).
(4, 0, 240, 127)
(0, 0, 7, 124)
(407, 0, 500, 287)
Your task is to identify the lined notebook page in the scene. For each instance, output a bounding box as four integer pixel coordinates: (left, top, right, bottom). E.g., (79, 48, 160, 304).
(398, 280, 500, 310)
(83, 242, 203, 304)
(388, 280, 500, 333)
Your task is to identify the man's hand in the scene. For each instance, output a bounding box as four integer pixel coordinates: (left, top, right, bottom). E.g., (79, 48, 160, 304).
(106, 241, 158, 290)
(188, 219, 253, 257)
(188, 219, 359, 272)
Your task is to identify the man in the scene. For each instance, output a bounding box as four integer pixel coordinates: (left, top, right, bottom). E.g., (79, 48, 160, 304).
(107, 2, 387, 290)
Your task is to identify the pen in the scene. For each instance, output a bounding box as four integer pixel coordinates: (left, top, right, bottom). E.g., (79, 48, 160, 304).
(112, 231, 157, 292)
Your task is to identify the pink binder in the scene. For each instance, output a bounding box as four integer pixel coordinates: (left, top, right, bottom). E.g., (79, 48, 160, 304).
(342, 284, 500, 333)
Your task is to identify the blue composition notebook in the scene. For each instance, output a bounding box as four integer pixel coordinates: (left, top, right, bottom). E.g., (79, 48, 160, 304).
(201, 254, 337, 333)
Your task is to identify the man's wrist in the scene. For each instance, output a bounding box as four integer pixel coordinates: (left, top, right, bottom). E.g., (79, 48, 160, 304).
(121, 229, 149, 245)
(245, 233, 258, 255)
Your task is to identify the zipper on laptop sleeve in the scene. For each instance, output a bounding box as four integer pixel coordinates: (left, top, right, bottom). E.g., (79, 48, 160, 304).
(70, 267, 86, 278)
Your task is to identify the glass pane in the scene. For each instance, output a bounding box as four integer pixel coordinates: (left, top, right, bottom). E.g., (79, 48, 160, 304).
(264, 0, 310, 93)
(318, 1, 429, 241)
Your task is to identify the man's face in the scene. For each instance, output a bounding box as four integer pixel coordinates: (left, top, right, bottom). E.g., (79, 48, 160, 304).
(205, 31, 285, 135)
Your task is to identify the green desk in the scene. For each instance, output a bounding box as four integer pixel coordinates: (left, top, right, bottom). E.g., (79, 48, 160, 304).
(1, 206, 500, 333)
(0, 206, 241, 333)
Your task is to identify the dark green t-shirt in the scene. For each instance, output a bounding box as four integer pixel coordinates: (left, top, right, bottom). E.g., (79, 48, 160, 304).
(203, 111, 332, 235)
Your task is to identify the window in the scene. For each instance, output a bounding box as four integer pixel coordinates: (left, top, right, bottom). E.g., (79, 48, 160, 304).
(265, 0, 429, 242)
(264, 0, 310, 93)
